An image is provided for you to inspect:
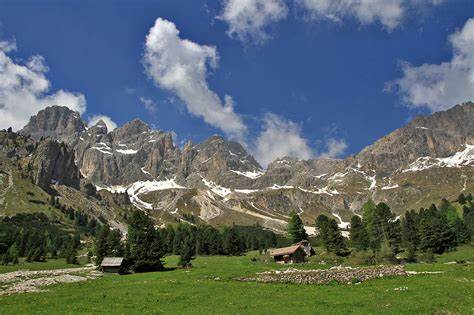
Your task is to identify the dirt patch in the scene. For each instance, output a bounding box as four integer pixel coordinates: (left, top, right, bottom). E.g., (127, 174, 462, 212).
(0, 265, 102, 295)
(237, 265, 408, 285)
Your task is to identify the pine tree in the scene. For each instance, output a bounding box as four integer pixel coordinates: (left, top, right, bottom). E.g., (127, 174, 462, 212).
(222, 227, 242, 255)
(463, 204, 474, 238)
(349, 215, 369, 251)
(419, 204, 456, 254)
(178, 235, 195, 268)
(287, 211, 307, 243)
(65, 242, 78, 264)
(106, 229, 124, 256)
(94, 226, 110, 265)
(126, 210, 164, 272)
(315, 214, 330, 243)
(457, 193, 467, 205)
(325, 219, 348, 256)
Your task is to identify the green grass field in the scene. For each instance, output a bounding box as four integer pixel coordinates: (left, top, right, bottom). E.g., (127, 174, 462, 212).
(0, 247, 473, 314)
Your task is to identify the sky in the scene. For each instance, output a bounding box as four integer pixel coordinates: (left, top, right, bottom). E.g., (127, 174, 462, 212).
(0, 0, 473, 167)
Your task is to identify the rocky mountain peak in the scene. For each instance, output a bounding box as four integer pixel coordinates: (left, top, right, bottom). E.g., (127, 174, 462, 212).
(20, 106, 85, 144)
(110, 118, 151, 142)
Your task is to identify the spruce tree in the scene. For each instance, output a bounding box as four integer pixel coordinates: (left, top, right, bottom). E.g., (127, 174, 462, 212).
(287, 211, 307, 243)
(94, 226, 110, 266)
(325, 219, 348, 256)
(349, 215, 369, 251)
(178, 235, 195, 268)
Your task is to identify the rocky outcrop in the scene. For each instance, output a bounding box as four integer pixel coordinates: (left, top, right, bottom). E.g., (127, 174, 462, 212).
(353, 102, 474, 174)
(29, 139, 80, 190)
(20, 106, 86, 145)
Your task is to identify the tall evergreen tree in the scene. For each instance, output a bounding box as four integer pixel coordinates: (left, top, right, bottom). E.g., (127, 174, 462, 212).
(126, 210, 164, 272)
(287, 211, 308, 243)
(178, 234, 195, 268)
(349, 215, 369, 250)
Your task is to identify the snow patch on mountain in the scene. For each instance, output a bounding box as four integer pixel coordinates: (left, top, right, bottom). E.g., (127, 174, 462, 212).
(403, 144, 474, 173)
(230, 170, 264, 179)
(90, 142, 113, 155)
(332, 211, 350, 229)
(116, 148, 138, 154)
(201, 177, 231, 198)
(96, 179, 186, 210)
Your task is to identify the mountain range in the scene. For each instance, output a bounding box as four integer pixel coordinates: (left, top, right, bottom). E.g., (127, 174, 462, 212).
(1, 102, 473, 234)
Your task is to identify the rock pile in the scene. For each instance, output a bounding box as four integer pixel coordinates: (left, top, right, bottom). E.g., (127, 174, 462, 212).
(0, 265, 102, 295)
(237, 265, 407, 285)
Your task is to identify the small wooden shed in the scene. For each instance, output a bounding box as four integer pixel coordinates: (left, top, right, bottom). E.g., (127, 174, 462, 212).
(101, 257, 124, 273)
(269, 245, 307, 264)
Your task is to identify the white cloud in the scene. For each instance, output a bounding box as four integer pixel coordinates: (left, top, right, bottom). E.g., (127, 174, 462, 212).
(143, 18, 246, 141)
(252, 113, 314, 167)
(218, 0, 288, 44)
(139, 96, 157, 113)
(319, 138, 348, 158)
(0, 40, 86, 130)
(297, 0, 403, 31)
(390, 18, 474, 111)
(296, 0, 444, 31)
(88, 114, 117, 131)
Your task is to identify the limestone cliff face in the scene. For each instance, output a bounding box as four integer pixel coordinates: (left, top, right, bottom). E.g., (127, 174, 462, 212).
(353, 102, 474, 173)
(29, 139, 80, 191)
(20, 106, 86, 145)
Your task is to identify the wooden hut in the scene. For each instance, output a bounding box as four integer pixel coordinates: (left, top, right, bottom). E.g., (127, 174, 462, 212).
(101, 257, 124, 273)
(294, 240, 315, 257)
(269, 245, 307, 264)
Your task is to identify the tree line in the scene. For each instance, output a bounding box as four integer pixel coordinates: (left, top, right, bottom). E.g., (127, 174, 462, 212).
(94, 210, 278, 272)
(285, 193, 474, 263)
(0, 213, 81, 265)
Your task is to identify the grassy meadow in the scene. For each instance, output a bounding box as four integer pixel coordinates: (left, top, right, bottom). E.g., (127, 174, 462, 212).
(0, 246, 473, 314)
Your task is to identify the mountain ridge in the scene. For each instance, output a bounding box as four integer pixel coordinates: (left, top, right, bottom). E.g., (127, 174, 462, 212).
(11, 101, 474, 233)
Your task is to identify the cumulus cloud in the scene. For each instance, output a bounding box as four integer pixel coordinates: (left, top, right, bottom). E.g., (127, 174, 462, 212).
(0, 40, 86, 130)
(143, 18, 247, 141)
(297, 0, 405, 31)
(88, 114, 117, 131)
(139, 96, 157, 113)
(319, 138, 348, 159)
(218, 0, 288, 44)
(389, 18, 474, 111)
(252, 113, 314, 167)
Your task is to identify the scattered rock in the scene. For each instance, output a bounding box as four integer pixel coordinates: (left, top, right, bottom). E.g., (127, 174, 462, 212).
(237, 265, 407, 285)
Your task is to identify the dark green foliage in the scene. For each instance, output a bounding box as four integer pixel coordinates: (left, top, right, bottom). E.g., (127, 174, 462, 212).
(0, 213, 81, 265)
(287, 211, 308, 243)
(178, 235, 195, 268)
(316, 214, 348, 256)
(64, 242, 78, 264)
(222, 226, 244, 255)
(457, 193, 467, 205)
(349, 216, 369, 251)
(463, 203, 474, 238)
(418, 204, 456, 254)
(125, 211, 164, 272)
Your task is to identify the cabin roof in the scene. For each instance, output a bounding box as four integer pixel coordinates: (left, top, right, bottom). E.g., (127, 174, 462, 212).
(269, 245, 303, 257)
(101, 257, 124, 267)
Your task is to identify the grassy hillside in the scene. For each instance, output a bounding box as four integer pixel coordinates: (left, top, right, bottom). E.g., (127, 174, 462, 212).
(1, 246, 473, 314)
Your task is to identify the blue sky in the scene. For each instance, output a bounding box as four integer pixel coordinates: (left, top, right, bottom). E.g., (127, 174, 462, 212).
(0, 0, 473, 166)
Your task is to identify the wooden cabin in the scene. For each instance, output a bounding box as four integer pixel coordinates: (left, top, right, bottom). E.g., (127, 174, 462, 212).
(269, 245, 307, 264)
(294, 240, 315, 257)
(101, 257, 124, 273)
